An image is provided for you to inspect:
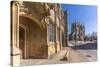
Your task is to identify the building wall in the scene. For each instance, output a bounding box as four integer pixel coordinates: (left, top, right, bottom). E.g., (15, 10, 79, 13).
(71, 22, 85, 41)
(19, 2, 60, 59)
(11, 2, 65, 66)
(19, 16, 48, 58)
(47, 4, 64, 58)
(11, 1, 20, 66)
(11, 1, 66, 66)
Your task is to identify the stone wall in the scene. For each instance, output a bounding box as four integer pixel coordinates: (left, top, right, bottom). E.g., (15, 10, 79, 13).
(48, 41, 61, 58)
(19, 16, 48, 59)
(48, 42, 56, 58)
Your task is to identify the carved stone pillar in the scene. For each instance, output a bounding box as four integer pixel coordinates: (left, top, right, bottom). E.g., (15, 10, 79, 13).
(11, 1, 20, 66)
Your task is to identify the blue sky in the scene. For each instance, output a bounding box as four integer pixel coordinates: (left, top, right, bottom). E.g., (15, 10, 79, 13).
(61, 4, 97, 35)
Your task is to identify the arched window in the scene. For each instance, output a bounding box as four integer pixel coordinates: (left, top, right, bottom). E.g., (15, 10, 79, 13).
(48, 21, 55, 42)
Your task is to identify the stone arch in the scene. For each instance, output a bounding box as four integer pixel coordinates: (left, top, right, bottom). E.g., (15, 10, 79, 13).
(19, 14, 46, 30)
(19, 15, 47, 59)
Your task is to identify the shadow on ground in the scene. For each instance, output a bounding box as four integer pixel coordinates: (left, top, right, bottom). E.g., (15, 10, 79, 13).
(70, 42, 97, 50)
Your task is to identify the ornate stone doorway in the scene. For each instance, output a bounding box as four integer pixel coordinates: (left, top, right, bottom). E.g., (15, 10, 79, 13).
(19, 16, 47, 59)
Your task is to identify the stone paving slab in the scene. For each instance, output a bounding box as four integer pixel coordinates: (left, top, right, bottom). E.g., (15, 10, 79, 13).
(21, 47, 91, 66)
(21, 47, 69, 66)
(68, 49, 89, 63)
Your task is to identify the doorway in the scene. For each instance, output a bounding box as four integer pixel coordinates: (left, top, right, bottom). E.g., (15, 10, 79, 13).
(19, 26, 25, 59)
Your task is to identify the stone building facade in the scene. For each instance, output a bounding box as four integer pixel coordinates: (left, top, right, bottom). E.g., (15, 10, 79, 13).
(11, 1, 65, 66)
(70, 21, 85, 41)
